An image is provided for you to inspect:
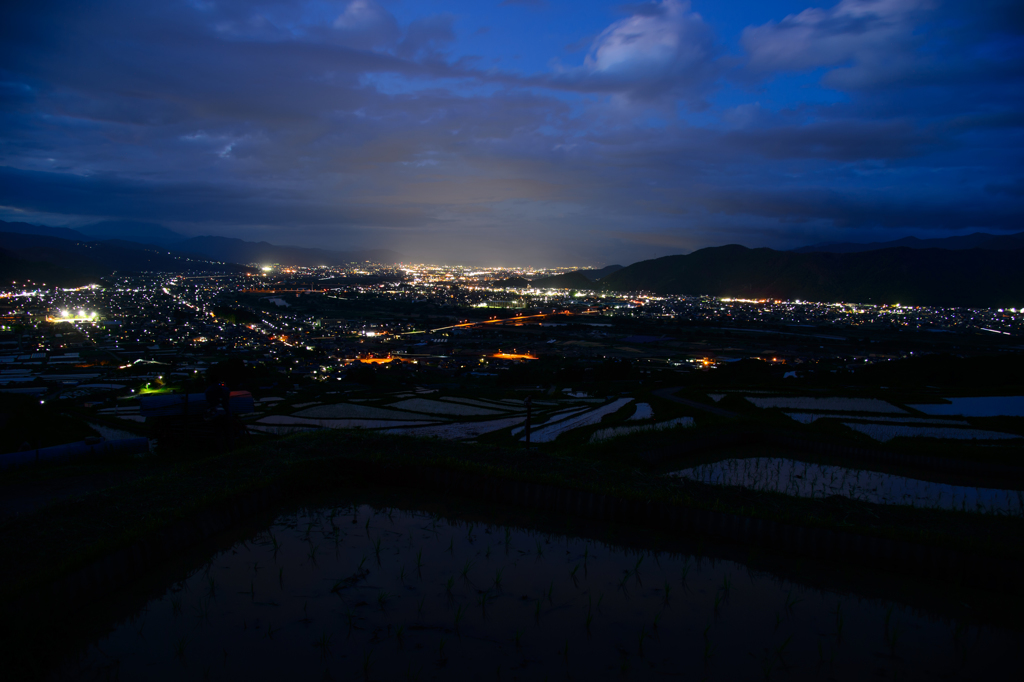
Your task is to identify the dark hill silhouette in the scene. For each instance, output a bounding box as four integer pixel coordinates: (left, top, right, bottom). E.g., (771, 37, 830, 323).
(0, 220, 403, 265)
(494, 276, 530, 288)
(0, 232, 251, 282)
(579, 264, 623, 280)
(77, 220, 185, 246)
(0, 246, 94, 287)
(496, 265, 622, 289)
(0, 219, 88, 241)
(600, 244, 1024, 307)
(529, 271, 595, 289)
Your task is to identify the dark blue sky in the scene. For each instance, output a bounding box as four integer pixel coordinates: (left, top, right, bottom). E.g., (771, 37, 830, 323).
(1, 0, 1021, 265)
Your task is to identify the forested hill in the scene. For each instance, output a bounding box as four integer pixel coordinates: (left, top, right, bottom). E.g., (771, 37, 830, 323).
(0, 232, 251, 285)
(599, 244, 1024, 308)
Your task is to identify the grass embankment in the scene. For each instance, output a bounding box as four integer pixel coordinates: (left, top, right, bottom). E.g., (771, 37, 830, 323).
(2, 427, 1023, 613)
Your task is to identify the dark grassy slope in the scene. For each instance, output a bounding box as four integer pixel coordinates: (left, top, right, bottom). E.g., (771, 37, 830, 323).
(178, 235, 403, 266)
(601, 244, 1024, 307)
(0, 231, 252, 279)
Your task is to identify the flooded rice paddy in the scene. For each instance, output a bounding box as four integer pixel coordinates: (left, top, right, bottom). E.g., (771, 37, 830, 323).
(670, 458, 1024, 515)
(61, 503, 1020, 680)
(589, 417, 694, 443)
(909, 396, 1024, 418)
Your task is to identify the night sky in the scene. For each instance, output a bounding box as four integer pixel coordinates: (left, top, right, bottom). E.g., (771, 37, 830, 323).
(1, 0, 1022, 265)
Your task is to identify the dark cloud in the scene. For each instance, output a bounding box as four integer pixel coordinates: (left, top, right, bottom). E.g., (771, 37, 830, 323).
(986, 179, 1024, 197)
(741, 0, 1024, 93)
(0, 0, 1021, 265)
(691, 185, 1022, 232)
(0, 165, 426, 229)
(721, 119, 944, 161)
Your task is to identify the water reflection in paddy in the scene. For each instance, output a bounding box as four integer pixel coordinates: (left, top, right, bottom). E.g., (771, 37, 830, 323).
(909, 396, 1024, 418)
(671, 457, 1024, 515)
(62, 504, 1020, 680)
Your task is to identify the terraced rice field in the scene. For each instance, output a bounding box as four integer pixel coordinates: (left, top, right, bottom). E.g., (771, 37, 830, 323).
(255, 416, 437, 430)
(388, 399, 507, 417)
(785, 413, 968, 426)
(670, 457, 1024, 515)
(61, 503, 1021, 680)
(589, 417, 694, 444)
(440, 397, 520, 411)
(909, 396, 1024, 418)
(746, 397, 905, 414)
(382, 416, 527, 440)
(525, 399, 634, 443)
(295, 404, 429, 420)
(843, 422, 1021, 443)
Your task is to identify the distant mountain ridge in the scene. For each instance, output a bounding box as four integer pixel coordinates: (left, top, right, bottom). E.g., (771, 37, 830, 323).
(177, 236, 403, 267)
(600, 244, 1024, 308)
(4, 217, 1022, 306)
(77, 220, 185, 246)
(0, 231, 251, 285)
(793, 231, 1024, 253)
(0, 219, 404, 266)
(578, 264, 623, 281)
(0, 219, 89, 241)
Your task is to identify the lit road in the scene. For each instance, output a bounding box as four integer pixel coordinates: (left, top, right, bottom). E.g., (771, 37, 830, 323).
(403, 308, 600, 335)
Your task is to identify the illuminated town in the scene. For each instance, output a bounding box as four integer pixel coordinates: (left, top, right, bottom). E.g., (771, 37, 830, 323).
(4, 263, 1021, 403)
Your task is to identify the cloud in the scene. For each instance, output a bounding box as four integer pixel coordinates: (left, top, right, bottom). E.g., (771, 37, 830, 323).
(741, 0, 934, 88)
(551, 0, 718, 99)
(691, 185, 1021, 232)
(722, 119, 942, 161)
(332, 0, 401, 50)
(397, 14, 457, 60)
(986, 179, 1024, 197)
